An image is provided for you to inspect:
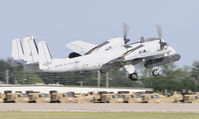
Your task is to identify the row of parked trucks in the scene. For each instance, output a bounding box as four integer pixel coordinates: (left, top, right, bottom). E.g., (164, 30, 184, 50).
(0, 90, 199, 103)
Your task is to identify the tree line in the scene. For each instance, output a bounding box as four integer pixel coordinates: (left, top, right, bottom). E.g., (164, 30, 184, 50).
(0, 59, 199, 92)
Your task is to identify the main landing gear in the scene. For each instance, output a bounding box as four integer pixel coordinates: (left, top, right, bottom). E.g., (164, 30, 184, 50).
(125, 65, 138, 81)
(128, 73, 138, 81)
(152, 68, 160, 76)
(128, 67, 160, 81)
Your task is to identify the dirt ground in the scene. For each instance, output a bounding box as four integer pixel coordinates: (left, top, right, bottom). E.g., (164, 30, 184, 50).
(1, 112, 199, 119)
(0, 103, 199, 112)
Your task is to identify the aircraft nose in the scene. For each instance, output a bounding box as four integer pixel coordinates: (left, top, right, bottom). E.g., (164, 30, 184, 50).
(176, 54, 181, 60)
(174, 54, 181, 61)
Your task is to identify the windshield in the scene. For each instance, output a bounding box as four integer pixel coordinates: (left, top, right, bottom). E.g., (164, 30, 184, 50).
(132, 94, 141, 98)
(64, 93, 74, 97)
(39, 94, 49, 98)
(196, 95, 199, 99)
(114, 94, 123, 98)
(19, 94, 28, 97)
(152, 95, 160, 99)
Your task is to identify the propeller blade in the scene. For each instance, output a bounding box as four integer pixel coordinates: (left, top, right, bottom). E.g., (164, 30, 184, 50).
(156, 25, 167, 49)
(123, 23, 130, 44)
(156, 24, 162, 38)
(140, 36, 145, 43)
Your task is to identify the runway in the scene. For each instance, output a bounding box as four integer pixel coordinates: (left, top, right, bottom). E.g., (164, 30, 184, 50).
(0, 103, 199, 112)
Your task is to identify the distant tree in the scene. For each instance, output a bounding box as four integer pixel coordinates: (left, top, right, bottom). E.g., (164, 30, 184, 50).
(0, 59, 11, 83)
(1, 58, 199, 91)
(191, 61, 199, 81)
(161, 63, 177, 76)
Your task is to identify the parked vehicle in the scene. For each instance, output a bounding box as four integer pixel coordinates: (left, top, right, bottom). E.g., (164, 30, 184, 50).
(28, 92, 50, 103)
(5, 92, 29, 103)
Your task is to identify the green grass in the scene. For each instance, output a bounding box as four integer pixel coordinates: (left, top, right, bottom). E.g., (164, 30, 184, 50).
(0, 112, 199, 119)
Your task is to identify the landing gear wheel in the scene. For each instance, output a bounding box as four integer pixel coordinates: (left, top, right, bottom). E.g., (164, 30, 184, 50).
(152, 69, 159, 76)
(129, 73, 138, 81)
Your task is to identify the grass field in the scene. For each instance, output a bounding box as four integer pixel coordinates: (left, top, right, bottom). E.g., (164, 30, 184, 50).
(0, 112, 199, 119)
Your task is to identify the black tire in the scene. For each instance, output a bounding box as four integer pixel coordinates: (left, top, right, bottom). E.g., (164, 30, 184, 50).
(26, 90, 34, 94)
(49, 90, 57, 94)
(118, 91, 129, 94)
(128, 73, 138, 81)
(98, 91, 108, 94)
(152, 69, 159, 76)
(4, 90, 12, 94)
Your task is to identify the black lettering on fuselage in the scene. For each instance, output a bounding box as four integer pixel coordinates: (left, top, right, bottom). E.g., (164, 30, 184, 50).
(54, 60, 81, 68)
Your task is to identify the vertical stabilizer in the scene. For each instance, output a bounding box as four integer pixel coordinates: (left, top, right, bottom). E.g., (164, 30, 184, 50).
(12, 39, 24, 60)
(23, 36, 39, 64)
(38, 41, 52, 70)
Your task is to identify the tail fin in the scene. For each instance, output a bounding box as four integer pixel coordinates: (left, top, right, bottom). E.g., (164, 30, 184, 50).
(23, 36, 39, 64)
(12, 39, 24, 60)
(38, 41, 52, 70)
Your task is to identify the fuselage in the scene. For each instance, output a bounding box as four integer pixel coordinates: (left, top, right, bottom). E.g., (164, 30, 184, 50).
(43, 47, 127, 72)
(41, 39, 178, 73)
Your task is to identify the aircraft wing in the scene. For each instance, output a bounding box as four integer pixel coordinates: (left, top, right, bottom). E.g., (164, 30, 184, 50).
(66, 40, 97, 55)
(102, 50, 169, 70)
(127, 50, 169, 61)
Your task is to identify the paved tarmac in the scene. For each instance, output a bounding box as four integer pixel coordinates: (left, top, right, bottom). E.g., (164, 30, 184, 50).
(0, 103, 199, 112)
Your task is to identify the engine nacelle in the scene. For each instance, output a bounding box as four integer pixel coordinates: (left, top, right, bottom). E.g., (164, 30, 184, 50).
(144, 54, 181, 68)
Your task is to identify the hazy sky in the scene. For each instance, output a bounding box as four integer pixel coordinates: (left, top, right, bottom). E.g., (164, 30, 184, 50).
(0, 0, 198, 67)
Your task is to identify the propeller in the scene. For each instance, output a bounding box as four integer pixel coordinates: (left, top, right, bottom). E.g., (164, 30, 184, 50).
(156, 25, 167, 49)
(123, 23, 130, 44)
(156, 24, 162, 39)
(140, 36, 145, 43)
